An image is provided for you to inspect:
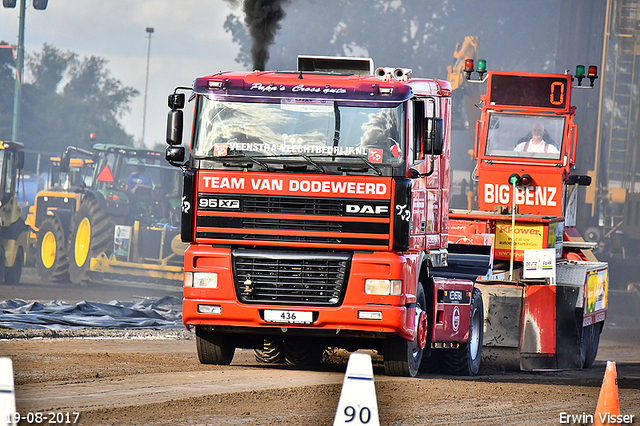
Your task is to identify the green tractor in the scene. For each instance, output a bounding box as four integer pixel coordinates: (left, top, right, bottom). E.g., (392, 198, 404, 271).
(0, 141, 29, 284)
(49, 144, 184, 285)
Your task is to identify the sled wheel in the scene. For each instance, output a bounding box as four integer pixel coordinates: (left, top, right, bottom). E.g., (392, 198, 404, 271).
(581, 321, 603, 368)
(255, 339, 285, 363)
(284, 338, 324, 366)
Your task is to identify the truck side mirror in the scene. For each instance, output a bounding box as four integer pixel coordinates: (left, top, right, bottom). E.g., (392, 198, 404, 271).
(17, 150, 24, 170)
(423, 117, 444, 156)
(166, 145, 185, 164)
(168, 93, 185, 110)
(166, 109, 184, 145)
(567, 174, 592, 186)
(60, 152, 70, 173)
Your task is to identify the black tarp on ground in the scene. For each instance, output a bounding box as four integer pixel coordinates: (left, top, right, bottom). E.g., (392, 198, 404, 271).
(0, 296, 182, 329)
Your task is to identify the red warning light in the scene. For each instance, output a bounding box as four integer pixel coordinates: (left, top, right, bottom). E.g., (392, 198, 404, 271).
(587, 65, 598, 87)
(464, 59, 474, 73)
(464, 59, 474, 80)
(519, 174, 533, 186)
(97, 165, 114, 182)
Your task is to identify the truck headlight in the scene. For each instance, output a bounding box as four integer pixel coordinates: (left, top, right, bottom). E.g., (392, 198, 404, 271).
(365, 279, 402, 295)
(184, 272, 218, 288)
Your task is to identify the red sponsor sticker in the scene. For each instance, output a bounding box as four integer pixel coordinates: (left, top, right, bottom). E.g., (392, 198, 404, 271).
(368, 148, 383, 163)
(213, 144, 228, 157)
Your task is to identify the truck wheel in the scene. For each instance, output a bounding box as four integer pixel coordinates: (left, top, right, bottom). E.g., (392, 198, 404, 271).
(284, 338, 323, 366)
(4, 247, 23, 285)
(255, 339, 285, 363)
(195, 327, 235, 365)
(581, 321, 603, 368)
(383, 284, 426, 377)
(68, 198, 114, 284)
(441, 287, 483, 376)
(36, 217, 70, 282)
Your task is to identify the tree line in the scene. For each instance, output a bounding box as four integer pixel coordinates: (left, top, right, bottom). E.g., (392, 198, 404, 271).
(0, 43, 138, 158)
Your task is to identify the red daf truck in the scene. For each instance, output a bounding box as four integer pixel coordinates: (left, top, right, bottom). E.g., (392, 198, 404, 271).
(448, 62, 608, 370)
(165, 56, 483, 377)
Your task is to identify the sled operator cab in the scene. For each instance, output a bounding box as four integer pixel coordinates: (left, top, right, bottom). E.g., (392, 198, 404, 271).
(472, 69, 595, 218)
(448, 62, 607, 371)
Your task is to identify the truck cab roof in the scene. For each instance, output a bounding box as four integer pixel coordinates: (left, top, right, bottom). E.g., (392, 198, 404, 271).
(192, 70, 451, 103)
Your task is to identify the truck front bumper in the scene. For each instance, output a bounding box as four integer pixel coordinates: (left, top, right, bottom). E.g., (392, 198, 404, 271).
(182, 246, 422, 342)
(183, 298, 411, 340)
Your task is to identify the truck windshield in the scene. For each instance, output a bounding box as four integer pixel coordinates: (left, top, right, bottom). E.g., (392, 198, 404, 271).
(484, 112, 565, 160)
(191, 97, 404, 166)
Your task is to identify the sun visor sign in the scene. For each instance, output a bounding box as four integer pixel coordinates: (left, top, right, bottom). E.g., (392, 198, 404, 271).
(197, 171, 392, 200)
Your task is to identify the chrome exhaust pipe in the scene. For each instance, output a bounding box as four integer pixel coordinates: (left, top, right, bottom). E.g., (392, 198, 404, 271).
(375, 67, 393, 81)
(393, 68, 412, 81)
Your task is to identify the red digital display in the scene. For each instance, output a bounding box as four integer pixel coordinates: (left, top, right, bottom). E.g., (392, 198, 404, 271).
(489, 74, 570, 110)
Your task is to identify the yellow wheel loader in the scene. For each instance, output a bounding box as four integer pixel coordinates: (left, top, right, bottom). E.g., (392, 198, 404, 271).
(0, 141, 29, 284)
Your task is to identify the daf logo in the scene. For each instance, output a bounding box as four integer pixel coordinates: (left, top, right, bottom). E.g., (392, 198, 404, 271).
(346, 204, 389, 215)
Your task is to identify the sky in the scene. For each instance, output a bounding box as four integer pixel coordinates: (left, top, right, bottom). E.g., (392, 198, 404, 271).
(0, 0, 243, 149)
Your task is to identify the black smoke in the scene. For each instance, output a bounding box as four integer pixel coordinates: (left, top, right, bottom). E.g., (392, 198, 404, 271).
(242, 0, 291, 71)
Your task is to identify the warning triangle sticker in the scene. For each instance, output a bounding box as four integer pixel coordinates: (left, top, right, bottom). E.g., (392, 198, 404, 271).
(97, 165, 114, 182)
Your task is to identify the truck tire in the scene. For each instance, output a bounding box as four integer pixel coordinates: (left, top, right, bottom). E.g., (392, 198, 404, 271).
(36, 217, 70, 282)
(4, 247, 23, 285)
(68, 198, 115, 284)
(195, 327, 235, 365)
(581, 321, 603, 368)
(255, 339, 285, 363)
(284, 338, 323, 366)
(441, 287, 483, 376)
(383, 284, 426, 377)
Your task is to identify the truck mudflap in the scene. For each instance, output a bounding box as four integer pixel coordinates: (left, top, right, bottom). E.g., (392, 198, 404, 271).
(89, 253, 184, 285)
(477, 260, 608, 371)
(430, 277, 474, 345)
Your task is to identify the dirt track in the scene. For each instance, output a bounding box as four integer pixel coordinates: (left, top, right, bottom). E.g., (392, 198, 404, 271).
(1, 269, 640, 425)
(0, 323, 638, 426)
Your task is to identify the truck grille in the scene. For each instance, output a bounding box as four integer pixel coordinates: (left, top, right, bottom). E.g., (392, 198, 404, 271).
(233, 250, 350, 306)
(243, 196, 343, 215)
